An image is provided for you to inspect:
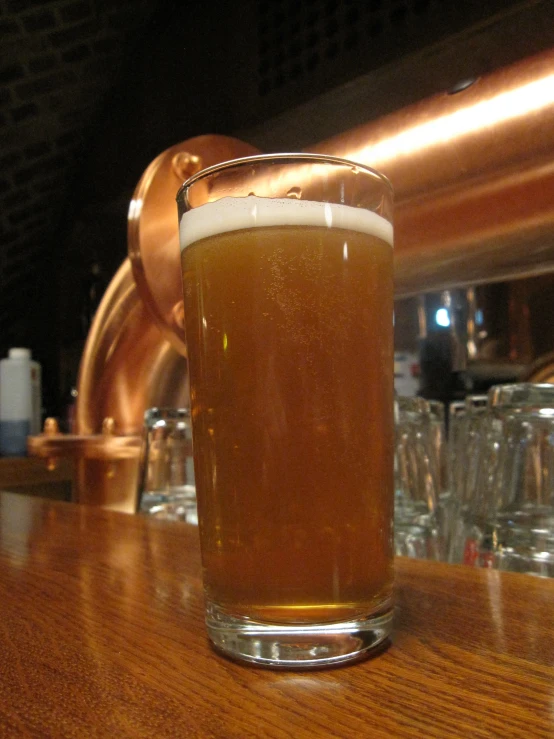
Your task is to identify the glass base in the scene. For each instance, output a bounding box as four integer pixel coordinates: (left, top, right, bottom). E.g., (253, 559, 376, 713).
(206, 601, 393, 669)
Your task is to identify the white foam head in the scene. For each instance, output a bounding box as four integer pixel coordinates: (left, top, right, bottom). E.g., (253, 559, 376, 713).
(179, 196, 393, 250)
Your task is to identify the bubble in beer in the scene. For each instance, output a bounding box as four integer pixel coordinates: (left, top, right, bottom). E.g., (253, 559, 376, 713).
(286, 187, 302, 199)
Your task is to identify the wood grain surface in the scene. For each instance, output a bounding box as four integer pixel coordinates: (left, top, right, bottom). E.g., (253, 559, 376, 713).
(0, 491, 553, 738)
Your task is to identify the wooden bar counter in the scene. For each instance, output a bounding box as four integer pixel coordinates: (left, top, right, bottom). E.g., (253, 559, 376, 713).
(0, 491, 553, 738)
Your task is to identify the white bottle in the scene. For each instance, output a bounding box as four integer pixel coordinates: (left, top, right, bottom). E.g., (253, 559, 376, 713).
(0, 348, 32, 456)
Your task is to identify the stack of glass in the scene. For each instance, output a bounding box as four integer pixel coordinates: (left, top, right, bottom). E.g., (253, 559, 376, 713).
(136, 385, 554, 577)
(447, 383, 554, 576)
(394, 396, 444, 560)
(447, 395, 492, 566)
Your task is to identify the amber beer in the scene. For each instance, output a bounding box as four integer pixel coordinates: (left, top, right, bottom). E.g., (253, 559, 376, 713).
(178, 158, 393, 667)
(182, 201, 393, 613)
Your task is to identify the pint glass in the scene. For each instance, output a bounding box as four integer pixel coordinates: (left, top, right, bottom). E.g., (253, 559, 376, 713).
(176, 154, 394, 667)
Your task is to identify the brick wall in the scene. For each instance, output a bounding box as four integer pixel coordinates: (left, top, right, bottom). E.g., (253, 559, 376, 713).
(0, 0, 161, 403)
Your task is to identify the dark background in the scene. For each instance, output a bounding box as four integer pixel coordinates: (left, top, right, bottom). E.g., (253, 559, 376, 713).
(1, 0, 554, 416)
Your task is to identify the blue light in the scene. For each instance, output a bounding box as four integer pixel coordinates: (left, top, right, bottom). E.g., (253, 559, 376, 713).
(435, 308, 451, 327)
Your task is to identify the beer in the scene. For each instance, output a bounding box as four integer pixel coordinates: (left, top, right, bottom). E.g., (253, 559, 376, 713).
(180, 196, 394, 626)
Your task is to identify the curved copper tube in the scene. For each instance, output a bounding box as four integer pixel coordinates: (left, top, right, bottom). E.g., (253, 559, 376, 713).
(75, 135, 260, 435)
(128, 134, 261, 355)
(75, 260, 189, 435)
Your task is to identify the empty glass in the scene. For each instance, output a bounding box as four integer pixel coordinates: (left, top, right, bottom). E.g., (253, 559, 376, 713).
(138, 408, 197, 524)
(445, 400, 466, 543)
(448, 395, 491, 565)
(485, 385, 554, 576)
(394, 397, 442, 560)
(449, 383, 554, 573)
(428, 399, 451, 545)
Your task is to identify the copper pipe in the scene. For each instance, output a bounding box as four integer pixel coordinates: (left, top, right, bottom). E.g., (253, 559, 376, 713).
(311, 48, 554, 294)
(74, 50, 554, 438)
(75, 260, 190, 435)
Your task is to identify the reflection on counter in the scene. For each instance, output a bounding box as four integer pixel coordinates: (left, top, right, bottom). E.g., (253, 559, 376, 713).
(27, 417, 141, 514)
(0, 456, 72, 502)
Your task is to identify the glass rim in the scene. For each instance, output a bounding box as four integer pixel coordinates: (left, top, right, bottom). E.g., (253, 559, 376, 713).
(395, 395, 431, 421)
(144, 407, 191, 423)
(499, 407, 554, 421)
(448, 400, 466, 416)
(464, 394, 488, 412)
(488, 382, 554, 407)
(175, 152, 393, 203)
